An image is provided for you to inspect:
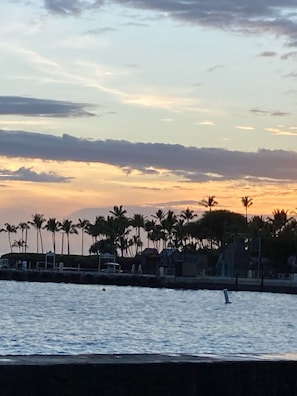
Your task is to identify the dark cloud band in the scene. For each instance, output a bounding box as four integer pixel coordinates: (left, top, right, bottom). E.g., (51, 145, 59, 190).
(0, 130, 297, 183)
(0, 96, 96, 117)
(42, 0, 297, 46)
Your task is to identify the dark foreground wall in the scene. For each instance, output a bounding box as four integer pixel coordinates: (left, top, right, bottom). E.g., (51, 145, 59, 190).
(1, 354, 297, 396)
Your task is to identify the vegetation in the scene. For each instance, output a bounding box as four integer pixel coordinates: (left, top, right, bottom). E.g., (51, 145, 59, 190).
(1, 197, 297, 274)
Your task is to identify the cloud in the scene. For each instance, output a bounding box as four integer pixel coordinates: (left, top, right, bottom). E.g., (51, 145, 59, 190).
(42, 0, 297, 46)
(281, 51, 297, 60)
(207, 65, 224, 73)
(250, 108, 291, 116)
(250, 108, 270, 115)
(259, 51, 277, 57)
(270, 111, 291, 116)
(265, 127, 297, 136)
(1, 130, 297, 183)
(196, 121, 215, 126)
(286, 72, 297, 78)
(44, 0, 89, 16)
(84, 27, 117, 35)
(0, 96, 97, 117)
(0, 166, 72, 182)
(236, 125, 255, 130)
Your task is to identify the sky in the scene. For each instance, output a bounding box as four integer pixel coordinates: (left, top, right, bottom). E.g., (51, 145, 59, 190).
(1, 0, 297, 254)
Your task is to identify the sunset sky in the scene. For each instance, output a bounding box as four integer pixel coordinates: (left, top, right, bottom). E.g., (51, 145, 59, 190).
(1, 0, 297, 254)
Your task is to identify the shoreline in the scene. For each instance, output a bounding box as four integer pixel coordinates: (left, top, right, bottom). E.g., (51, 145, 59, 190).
(1, 269, 297, 294)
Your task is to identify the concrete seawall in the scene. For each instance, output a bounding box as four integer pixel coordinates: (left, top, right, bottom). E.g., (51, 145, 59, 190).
(1, 269, 297, 294)
(1, 354, 297, 395)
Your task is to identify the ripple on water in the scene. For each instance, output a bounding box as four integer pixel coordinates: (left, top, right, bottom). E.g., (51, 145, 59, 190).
(0, 281, 296, 355)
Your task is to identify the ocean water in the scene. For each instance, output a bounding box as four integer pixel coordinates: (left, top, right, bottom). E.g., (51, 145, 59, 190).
(0, 280, 296, 355)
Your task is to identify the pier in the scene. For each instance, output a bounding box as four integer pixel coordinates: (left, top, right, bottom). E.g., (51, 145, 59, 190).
(1, 268, 297, 294)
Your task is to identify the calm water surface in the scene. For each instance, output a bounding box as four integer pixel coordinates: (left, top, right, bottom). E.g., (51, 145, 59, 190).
(0, 280, 296, 355)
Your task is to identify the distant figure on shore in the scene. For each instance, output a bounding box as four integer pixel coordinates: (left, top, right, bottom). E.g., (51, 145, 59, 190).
(131, 263, 136, 274)
(137, 264, 142, 275)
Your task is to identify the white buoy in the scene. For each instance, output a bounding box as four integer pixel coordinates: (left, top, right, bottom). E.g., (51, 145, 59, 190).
(223, 288, 231, 304)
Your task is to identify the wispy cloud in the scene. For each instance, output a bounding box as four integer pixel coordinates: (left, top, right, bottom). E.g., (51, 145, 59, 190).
(84, 27, 117, 35)
(0, 167, 71, 182)
(285, 72, 297, 78)
(271, 111, 291, 116)
(207, 64, 224, 73)
(250, 108, 291, 117)
(258, 51, 277, 57)
(265, 127, 297, 136)
(196, 121, 215, 126)
(236, 125, 255, 130)
(281, 51, 297, 60)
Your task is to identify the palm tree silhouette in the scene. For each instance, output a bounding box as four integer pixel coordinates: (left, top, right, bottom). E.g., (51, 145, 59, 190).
(18, 222, 30, 253)
(109, 205, 127, 218)
(180, 208, 197, 223)
(44, 218, 61, 254)
(241, 196, 253, 222)
(144, 219, 156, 248)
(30, 213, 46, 253)
(199, 196, 218, 212)
(2, 223, 17, 252)
(268, 209, 293, 236)
(130, 213, 146, 254)
(61, 219, 78, 255)
(161, 210, 177, 248)
(77, 218, 90, 256)
(12, 239, 27, 253)
(153, 209, 166, 224)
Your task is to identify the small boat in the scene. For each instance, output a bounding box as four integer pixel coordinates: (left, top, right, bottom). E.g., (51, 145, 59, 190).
(101, 262, 122, 273)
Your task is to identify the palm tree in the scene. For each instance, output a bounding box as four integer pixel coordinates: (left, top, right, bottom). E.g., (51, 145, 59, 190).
(30, 213, 46, 253)
(76, 218, 90, 256)
(130, 213, 146, 254)
(241, 196, 253, 222)
(18, 222, 30, 253)
(180, 208, 197, 224)
(109, 205, 127, 218)
(144, 219, 156, 248)
(153, 209, 166, 224)
(199, 196, 218, 212)
(61, 219, 78, 255)
(44, 218, 61, 254)
(2, 223, 17, 252)
(161, 210, 177, 248)
(86, 221, 100, 247)
(108, 206, 131, 256)
(12, 239, 27, 253)
(173, 218, 186, 249)
(268, 209, 293, 236)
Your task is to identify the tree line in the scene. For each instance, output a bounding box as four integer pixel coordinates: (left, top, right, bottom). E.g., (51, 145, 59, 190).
(1, 196, 297, 270)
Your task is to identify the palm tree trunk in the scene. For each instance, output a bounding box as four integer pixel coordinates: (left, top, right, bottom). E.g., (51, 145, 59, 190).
(8, 233, 12, 252)
(67, 234, 70, 255)
(61, 233, 64, 255)
(25, 228, 28, 253)
(36, 229, 39, 253)
(39, 229, 44, 253)
(25, 229, 28, 253)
